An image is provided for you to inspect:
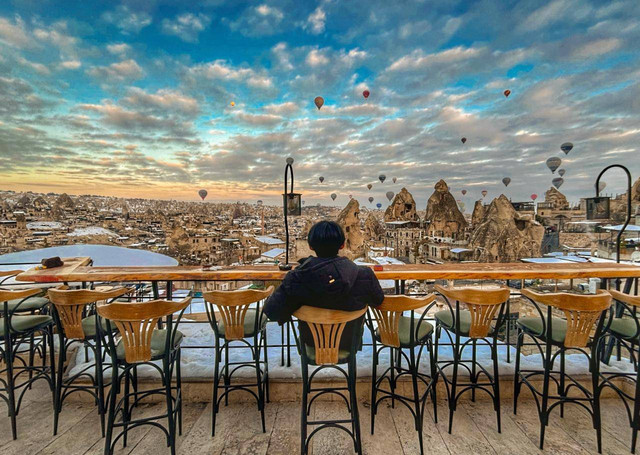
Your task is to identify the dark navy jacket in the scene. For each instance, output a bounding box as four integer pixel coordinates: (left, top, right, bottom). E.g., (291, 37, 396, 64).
(263, 256, 384, 349)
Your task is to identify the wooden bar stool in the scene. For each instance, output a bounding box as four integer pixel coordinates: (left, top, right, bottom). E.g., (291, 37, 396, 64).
(433, 285, 510, 434)
(598, 289, 640, 453)
(1, 287, 56, 440)
(47, 285, 133, 436)
(515, 289, 612, 452)
(202, 286, 274, 436)
(97, 295, 192, 455)
(367, 294, 438, 455)
(293, 305, 367, 455)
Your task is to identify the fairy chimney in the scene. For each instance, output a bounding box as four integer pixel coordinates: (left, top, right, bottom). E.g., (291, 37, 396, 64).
(336, 198, 364, 259)
(424, 180, 467, 239)
(384, 188, 419, 222)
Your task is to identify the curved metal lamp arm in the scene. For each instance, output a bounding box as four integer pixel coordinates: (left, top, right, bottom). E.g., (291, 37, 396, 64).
(281, 163, 295, 270)
(595, 164, 632, 265)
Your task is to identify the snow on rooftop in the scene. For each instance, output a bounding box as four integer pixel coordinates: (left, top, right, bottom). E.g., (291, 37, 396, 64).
(261, 248, 286, 258)
(254, 236, 284, 244)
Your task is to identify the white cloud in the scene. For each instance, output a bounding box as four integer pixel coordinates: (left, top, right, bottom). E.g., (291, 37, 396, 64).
(59, 60, 81, 70)
(264, 102, 299, 115)
(186, 59, 272, 91)
(122, 88, 199, 116)
(387, 46, 486, 72)
(247, 75, 273, 89)
(106, 43, 131, 55)
(102, 6, 152, 34)
(228, 4, 284, 37)
(306, 49, 330, 67)
(232, 110, 283, 126)
(162, 13, 211, 43)
(570, 38, 621, 59)
(0, 16, 31, 48)
(87, 59, 145, 82)
(305, 7, 326, 34)
(17, 56, 50, 75)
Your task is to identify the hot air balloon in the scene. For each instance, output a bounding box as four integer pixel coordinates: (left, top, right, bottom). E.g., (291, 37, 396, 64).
(349, 194, 353, 200)
(503, 89, 511, 98)
(598, 181, 607, 192)
(230, 101, 235, 107)
(376, 203, 382, 209)
(481, 190, 488, 198)
(319, 176, 325, 183)
(502, 177, 511, 187)
(461, 137, 467, 144)
(392, 177, 397, 184)
(198, 189, 208, 200)
(386, 191, 394, 201)
(379, 174, 386, 183)
(286, 157, 294, 165)
(558, 169, 565, 177)
(330, 193, 337, 201)
(302, 200, 306, 205)
(461, 189, 467, 196)
(314, 96, 324, 110)
(546, 157, 562, 173)
(367, 183, 373, 190)
(561, 142, 573, 155)
(368, 197, 374, 203)
(531, 194, 538, 201)
(363, 90, 370, 99)
(552, 178, 564, 189)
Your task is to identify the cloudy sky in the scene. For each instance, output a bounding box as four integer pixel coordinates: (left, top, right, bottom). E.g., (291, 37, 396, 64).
(0, 0, 638, 208)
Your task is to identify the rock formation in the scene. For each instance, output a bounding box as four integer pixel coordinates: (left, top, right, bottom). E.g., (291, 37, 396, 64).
(633, 177, 640, 203)
(469, 195, 544, 262)
(364, 212, 384, 241)
(384, 187, 419, 222)
(472, 200, 485, 226)
(544, 187, 569, 209)
(336, 198, 364, 259)
(424, 180, 467, 239)
(55, 193, 75, 209)
(16, 194, 31, 207)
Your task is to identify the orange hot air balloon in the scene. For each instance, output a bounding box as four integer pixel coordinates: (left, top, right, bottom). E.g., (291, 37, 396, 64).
(461, 137, 467, 144)
(230, 101, 235, 107)
(363, 89, 370, 99)
(314, 96, 324, 110)
(503, 90, 511, 98)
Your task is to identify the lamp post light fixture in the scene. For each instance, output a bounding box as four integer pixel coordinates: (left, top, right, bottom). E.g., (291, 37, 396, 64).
(587, 164, 633, 265)
(280, 157, 301, 271)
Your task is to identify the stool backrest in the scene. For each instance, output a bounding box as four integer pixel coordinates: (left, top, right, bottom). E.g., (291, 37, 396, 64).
(202, 286, 274, 340)
(609, 289, 640, 307)
(293, 305, 367, 365)
(47, 286, 132, 339)
(521, 289, 612, 348)
(435, 285, 511, 338)
(96, 297, 191, 363)
(370, 294, 436, 347)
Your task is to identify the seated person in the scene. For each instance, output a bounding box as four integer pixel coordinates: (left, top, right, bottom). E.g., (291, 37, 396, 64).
(264, 220, 384, 349)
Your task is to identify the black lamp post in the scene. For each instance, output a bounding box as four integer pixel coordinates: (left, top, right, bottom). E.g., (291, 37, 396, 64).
(280, 157, 301, 271)
(586, 164, 633, 265)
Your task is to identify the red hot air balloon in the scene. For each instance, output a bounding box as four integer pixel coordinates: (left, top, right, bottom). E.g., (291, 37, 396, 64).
(314, 96, 324, 110)
(461, 137, 467, 144)
(504, 89, 511, 98)
(363, 90, 370, 99)
(461, 190, 467, 195)
(531, 194, 538, 201)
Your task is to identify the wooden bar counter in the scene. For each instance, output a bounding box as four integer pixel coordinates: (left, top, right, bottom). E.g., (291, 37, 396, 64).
(14, 257, 640, 283)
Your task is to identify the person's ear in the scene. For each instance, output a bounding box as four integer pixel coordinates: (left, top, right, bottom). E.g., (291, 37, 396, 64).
(339, 243, 345, 250)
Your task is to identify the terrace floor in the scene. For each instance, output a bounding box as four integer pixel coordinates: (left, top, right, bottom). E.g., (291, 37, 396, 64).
(1, 381, 633, 455)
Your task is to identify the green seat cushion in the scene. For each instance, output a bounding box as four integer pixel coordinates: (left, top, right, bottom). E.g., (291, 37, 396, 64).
(0, 315, 53, 336)
(80, 315, 116, 337)
(609, 317, 638, 340)
(304, 344, 351, 365)
(517, 316, 567, 344)
(375, 316, 434, 347)
(115, 329, 184, 360)
(435, 309, 472, 335)
(217, 309, 267, 338)
(6, 296, 49, 313)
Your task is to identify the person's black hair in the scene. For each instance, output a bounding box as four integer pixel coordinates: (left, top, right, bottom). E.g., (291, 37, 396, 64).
(307, 220, 345, 257)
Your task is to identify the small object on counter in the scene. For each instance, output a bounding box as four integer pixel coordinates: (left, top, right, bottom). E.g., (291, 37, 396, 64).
(588, 278, 601, 294)
(373, 265, 383, 271)
(42, 257, 64, 269)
